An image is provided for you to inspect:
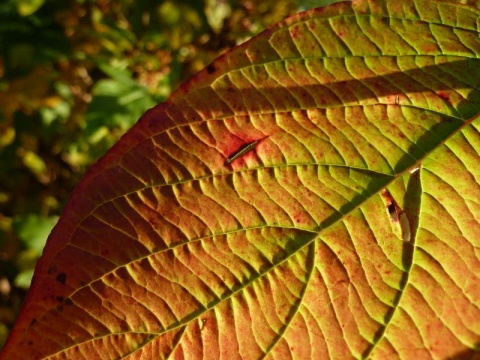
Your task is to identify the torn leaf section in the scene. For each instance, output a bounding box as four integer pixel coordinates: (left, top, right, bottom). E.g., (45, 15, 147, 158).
(381, 188, 411, 242)
(399, 213, 411, 243)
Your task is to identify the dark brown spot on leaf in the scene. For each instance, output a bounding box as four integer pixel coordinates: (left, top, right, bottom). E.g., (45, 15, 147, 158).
(437, 91, 451, 104)
(56, 273, 66, 284)
(207, 64, 216, 74)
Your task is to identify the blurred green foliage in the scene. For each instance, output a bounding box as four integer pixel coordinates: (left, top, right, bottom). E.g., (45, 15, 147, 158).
(0, 0, 316, 349)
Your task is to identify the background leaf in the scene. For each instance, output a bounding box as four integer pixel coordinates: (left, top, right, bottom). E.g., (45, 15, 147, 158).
(1, 0, 479, 358)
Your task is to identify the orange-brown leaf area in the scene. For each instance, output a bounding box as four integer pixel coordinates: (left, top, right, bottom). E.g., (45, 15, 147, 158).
(0, 0, 299, 351)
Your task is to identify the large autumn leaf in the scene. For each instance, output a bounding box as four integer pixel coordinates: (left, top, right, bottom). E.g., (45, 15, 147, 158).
(2, 0, 480, 358)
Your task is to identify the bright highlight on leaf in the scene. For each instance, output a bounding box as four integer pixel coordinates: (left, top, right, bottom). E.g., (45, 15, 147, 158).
(1, 0, 479, 359)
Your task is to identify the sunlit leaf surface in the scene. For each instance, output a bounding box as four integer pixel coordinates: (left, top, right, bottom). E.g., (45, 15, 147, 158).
(2, 0, 479, 358)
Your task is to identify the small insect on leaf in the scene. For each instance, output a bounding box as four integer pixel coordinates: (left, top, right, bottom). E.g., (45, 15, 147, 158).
(225, 140, 259, 165)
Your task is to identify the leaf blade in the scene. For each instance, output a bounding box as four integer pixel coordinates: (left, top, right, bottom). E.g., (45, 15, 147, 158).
(2, 0, 480, 358)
